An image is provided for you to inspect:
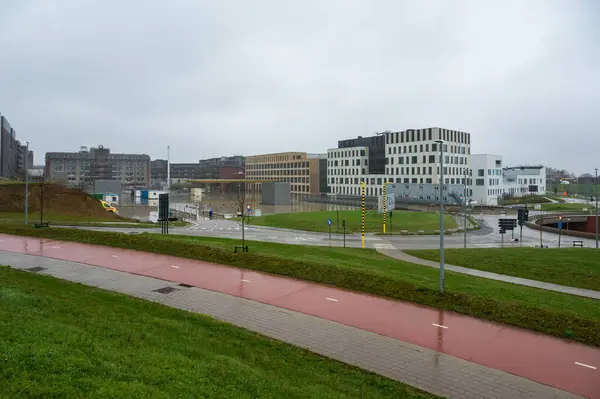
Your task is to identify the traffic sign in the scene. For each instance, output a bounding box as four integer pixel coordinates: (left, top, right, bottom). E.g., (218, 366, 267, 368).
(558, 222, 563, 229)
(327, 218, 332, 225)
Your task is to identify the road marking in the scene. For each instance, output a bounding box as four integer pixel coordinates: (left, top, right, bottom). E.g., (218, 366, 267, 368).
(0, 239, 4, 242)
(325, 298, 339, 302)
(575, 362, 597, 370)
(170, 265, 180, 269)
(111, 255, 119, 258)
(241, 279, 251, 283)
(51, 246, 61, 249)
(432, 323, 448, 329)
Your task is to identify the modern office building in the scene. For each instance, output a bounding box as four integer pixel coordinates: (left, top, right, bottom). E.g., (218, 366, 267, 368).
(198, 155, 245, 179)
(470, 154, 546, 205)
(168, 163, 203, 181)
(150, 159, 168, 185)
(0, 115, 18, 179)
(45, 145, 151, 188)
(245, 151, 326, 195)
(328, 127, 472, 200)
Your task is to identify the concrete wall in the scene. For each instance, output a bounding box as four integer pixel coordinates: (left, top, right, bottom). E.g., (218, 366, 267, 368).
(262, 182, 291, 206)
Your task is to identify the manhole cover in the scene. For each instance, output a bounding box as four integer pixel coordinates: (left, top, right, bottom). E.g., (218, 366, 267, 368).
(153, 286, 178, 294)
(26, 267, 46, 273)
(178, 283, 193, 288)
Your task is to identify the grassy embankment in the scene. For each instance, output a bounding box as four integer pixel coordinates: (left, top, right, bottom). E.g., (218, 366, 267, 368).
(404, 248, 600, 292)
(0, 267, 433, 398)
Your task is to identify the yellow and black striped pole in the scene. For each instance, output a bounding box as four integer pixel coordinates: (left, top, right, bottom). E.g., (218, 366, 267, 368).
(382, 182, 387, 233)
(360, 181, 365, 248)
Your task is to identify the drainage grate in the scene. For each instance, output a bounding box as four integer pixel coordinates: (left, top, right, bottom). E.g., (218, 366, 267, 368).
(153, 286, 178, 294)
(178, 283, 193, 288)
(26, 267, 46, 273)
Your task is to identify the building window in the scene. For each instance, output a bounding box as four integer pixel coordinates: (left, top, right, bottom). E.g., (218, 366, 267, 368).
(476, 179, 484, 186)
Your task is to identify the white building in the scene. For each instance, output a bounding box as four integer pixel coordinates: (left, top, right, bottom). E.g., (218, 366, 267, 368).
(327, 127, 472, 199)
(470, 154, 546, 205)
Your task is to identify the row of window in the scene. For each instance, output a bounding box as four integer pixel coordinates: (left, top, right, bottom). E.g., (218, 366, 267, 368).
(246, 161, 309, 169)
(329, 165, 470, 177)
(329, 149, 367, 158)
(246, 169, 309, 176)
(330, 176, 471, 186)
(385, 128, 471, 145)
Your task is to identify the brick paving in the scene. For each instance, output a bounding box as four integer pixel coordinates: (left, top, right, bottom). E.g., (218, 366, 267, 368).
(0, 251, 585, 399)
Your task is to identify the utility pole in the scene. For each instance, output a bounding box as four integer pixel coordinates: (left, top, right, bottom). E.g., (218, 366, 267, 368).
(167, 145, 171, 190)
(463, 167, 468, 248)
(24, 141, 29, 224)
(436, 139, 445, 293)
(596, 168, 598, 249)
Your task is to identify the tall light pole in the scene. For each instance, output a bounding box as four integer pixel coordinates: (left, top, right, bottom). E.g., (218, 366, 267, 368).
(463, 167, 468, 248)
(24, 141, 29, 224)
(435, 139, 445, 293)
(167, 145, 171, 190)
(595, 168, 598, 249)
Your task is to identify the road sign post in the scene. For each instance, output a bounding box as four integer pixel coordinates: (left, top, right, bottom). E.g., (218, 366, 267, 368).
(389, 210, 393, 234)
(558, 216, 563, 249)
(327, 218, 332, 241)
(342, 219, 346, 248)
(360, 181, 365, 249)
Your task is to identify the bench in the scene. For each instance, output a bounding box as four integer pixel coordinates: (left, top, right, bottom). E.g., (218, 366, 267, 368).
(572, 240, 584, 247)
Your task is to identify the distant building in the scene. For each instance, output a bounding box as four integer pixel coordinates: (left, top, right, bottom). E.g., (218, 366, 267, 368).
(245, 151, 326, 195)
(169, 163, 203, 181)
(199, 155, 245, 180)
(0, 115, 19, 178)
(45, 145, 151, 189)
(470, 154, 546, 205)
(328, 127, 472, 198)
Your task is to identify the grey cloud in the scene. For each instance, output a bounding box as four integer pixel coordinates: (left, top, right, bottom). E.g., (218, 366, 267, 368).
(0, 0, 598, 174)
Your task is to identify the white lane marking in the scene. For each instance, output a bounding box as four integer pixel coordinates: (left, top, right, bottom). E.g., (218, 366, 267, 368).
(575, 362, 597, 370)
(241, 279, 251, 283)
(0, 239, 4, 242)
(111, 255, 119, 258)
(432, 323, 448, 329)
(51, 246, 61, 249)
(170, 265, 180, 269)
(325, 298, 339, 302)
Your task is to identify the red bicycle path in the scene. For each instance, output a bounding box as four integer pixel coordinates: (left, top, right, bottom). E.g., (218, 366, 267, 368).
(0, 233, 598, 399)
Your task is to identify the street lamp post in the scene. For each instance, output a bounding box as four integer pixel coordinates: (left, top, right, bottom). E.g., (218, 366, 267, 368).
(24, 141, 29, 224)
(596, 168, 598, 249)
(435, 139, 445, 293)
(463, 167, 468, 248)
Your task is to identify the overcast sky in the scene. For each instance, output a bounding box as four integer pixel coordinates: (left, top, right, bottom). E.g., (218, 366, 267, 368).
(0, 0, 598, 174)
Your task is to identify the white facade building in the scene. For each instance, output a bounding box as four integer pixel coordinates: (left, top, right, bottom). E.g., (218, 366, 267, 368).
(470, 154, 547, 205)
(327, 127, 472, 199)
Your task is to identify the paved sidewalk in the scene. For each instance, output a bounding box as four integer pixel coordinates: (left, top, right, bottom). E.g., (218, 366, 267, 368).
(0, 251, 583, 399)
(379, 249, 600, 300)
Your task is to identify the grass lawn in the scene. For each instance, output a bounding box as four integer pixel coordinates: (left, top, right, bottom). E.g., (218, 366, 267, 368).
(1, 224, 599, 347)
(499, 195, 551, 205)
(245, 210, 457, 233)
(0, 268, 433, 399)
(540, 203, 596, 211)
(404, 248, 600, 292)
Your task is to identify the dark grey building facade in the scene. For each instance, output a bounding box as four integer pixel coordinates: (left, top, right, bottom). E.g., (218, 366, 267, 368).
(337, 135, 386, 175)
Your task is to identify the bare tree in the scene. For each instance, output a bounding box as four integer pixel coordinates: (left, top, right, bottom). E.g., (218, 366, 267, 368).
(35, 172, 50, 226)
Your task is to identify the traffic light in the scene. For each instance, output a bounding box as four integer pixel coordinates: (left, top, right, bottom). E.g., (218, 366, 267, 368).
(517, 209, 529, 226)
